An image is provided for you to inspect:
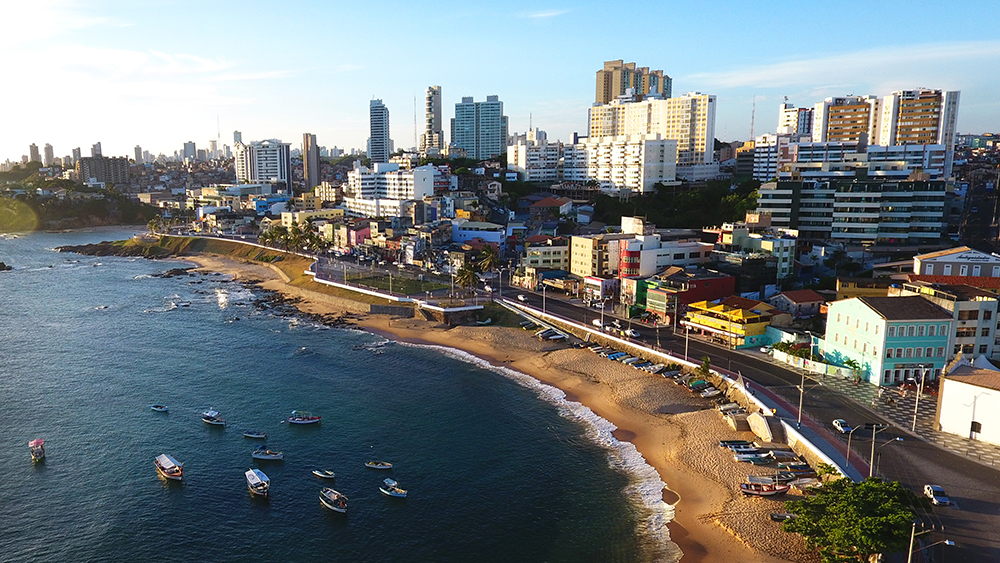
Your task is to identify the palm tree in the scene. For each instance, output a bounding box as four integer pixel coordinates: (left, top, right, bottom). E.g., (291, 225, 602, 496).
(477, 244, 501, 275)
(455, 263, 478, 294)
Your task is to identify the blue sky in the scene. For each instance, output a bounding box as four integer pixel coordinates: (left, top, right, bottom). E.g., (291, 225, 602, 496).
(4, 0, 999, 162)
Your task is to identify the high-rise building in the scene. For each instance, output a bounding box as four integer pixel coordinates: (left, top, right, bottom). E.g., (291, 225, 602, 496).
(72, 147, 81, 164)
(303, 133, 319, 190)
(777, 103, 813, 137)
(91, 142, 102, 157)
(368, 99, 392, 163)
(134, 145, 143, 164)
(183, 141, 197, 161)
(208, 139, 218, 160)
(595, 60, 671, 105)
(234, 131, 242, 144)
(29, 144, 40, 163)
(234, 139, 292, 187)
(812, 96, 881, 145)
(43, 144, 54, 166)
(420, 86, 444, 157)
(76, 156, 130, 185)
(450, 95, 508, 161)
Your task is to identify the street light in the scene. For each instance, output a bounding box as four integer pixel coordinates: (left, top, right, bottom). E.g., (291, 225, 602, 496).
(911, 363, 931, 432)
(796, 373, 823, 429)
(870, 436, 903, 478)
(845, 425, 865, 473)
(906, 522, 955, 563)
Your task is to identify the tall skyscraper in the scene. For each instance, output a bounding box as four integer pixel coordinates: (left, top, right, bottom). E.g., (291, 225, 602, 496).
(134, 145, 143, 164)
(72, 147, 81, 163)
(368, 99, 391, 163)
(208, 139, 218, 159)
(777, 103, 813, 137)
(595, 60, 671, 105)
(91, 142, 102, 157)
(303, 133, 319, 190)
(183, 141, 197, 160)
(420, 86, 444, 157)
(450, 95, 509, 161)
(811, 96, 881, 144)
(43, 144, 54, 166)
(234, 131, 242, 144)
(234, 139, 292, 187)
(29, 144, 40, 163)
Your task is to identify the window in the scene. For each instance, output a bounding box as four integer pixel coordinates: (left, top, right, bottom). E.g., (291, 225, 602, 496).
(986, 311, 993, 321)
(896, 348, 903, 357)
(926, 347, 935, 357)
(993, 266, 1000, 277)
(940, 324, 949, 335)
(924, 264, 934, 274)
(887, 326, 896, 337)
(885, 348, 894, 358)
(973, 265, 981, 276)
(943, 264, 952, 275)
(688, 252, 700, 258)
(958, 310, 979, 321)
(917, 325, 925, 337)
(884, 370, 892, 383)
(904, 369, 912, 379)
(875, 325, 880, 335)
(955, 344, 962, 354)
(907, 326, 916, 337)
(928, 325, 936, 336)
(956, 328, 977, 338)
(936, 347, 944, 357)
(873, 347, 878, 357)
(960, 265, 969, 276)
(673, 253, 684, 259)
(866, 322, 870, 332)
(934, 368, 942, 378)
(837, 313, 842, 322)
(905, 348, 914, 358)
(983, 328, 991, 337)
(863, 343, 868, 353)
(963, 344, 974, 353)
(853, 339, 858, 349)
(856, 319, 860, 329)
(846, 315, 851, 326)
(980, 344, 988, 354)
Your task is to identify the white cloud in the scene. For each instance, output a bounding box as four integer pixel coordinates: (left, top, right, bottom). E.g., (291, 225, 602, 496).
(0, 0, 106, 47)
(524, 9, 569, 18)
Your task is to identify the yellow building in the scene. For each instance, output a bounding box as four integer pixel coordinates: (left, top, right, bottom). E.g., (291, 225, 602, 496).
(682, 296, 773, 348)
(836, 277, 893, 300)
(280, 208, 345, 228)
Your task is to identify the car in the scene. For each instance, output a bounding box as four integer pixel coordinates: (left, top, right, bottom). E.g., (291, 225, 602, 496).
(592, 319, 605, 328)
(517, 294, 527, 302)
(770, 512, 796, 522)
(832, 419, 851, 434)
(924, 484, 951, 506)
(622, 329, 639, 338)
(760, 346, 772, 353)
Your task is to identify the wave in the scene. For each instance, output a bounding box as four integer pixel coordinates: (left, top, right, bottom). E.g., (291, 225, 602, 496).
(143, 302, 178, 314)
(396, 340, 681, 563)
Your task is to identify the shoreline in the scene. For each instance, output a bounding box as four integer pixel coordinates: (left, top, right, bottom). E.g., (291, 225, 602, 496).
(182, 252, 806, 563)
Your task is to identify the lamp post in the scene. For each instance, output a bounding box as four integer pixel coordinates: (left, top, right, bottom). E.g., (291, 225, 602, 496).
(796, 373, 823, 429)
(845, 425, 864, 473)
(870, 436, 903, 478)
(684, 323, 690, 361)
(542, 284, 547, 315)
(911, 363, 930, 432)
(906, 522, 955, 563)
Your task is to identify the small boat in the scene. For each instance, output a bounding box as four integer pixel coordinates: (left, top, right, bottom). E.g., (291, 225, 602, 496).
(719, 440, 753, 447)
(320, 488, 348, 513)
(379, 478, 407, 498)
(151, 405, 169, 412)
(154, 453, 183, 481)
(740, 482, 790, 496)
(286, 410, 321, 424)
(312, 470, 336, 479)
(365, 461, 393, 470)
(734, 452, 771, 462)
(252, 445, 284, 460)
(245, 468, 270, 497)
(28, 439, 45, 462)
(202, 409, 226, 426)
(243, 430, 267, 439)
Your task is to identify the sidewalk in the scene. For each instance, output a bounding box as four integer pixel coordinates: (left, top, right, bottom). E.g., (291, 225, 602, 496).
(753, 350, 1000, 471)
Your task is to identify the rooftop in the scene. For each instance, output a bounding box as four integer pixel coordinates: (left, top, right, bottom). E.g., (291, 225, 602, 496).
(946, 364, 1000, 392)
(913, 246, 974, 260)
(857, 296, 952, 320)
(775, 289, 826, 304)
(907, 275, 1000, 290)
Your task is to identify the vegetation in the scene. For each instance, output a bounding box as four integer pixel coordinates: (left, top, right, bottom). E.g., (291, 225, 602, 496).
(697, 356, 712, 378)
(258, 221, 329, 253)
(454, 262, 478, 291)
(592, 178, 760, 228)
(783, 478, 924, 563)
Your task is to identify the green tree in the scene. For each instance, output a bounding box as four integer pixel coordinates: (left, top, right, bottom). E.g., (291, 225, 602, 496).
(783, 478, 920, 563)
(477, 244, 501, 275)
(455, 262, 478, 292)
(697, 356, 712, 378)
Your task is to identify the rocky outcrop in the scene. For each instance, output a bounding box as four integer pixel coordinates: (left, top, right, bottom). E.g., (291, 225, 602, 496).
(55, 240, 177, 258)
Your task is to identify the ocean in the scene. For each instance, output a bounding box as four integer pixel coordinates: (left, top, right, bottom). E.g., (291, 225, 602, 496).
(0, 229, 676, 562)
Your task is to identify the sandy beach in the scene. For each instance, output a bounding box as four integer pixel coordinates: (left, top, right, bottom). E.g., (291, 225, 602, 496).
(184, 253, 815, 563)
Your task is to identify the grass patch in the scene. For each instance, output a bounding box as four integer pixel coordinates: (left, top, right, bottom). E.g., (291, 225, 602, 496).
(347, 274, 448, 295)
(479, 302, 524, 327)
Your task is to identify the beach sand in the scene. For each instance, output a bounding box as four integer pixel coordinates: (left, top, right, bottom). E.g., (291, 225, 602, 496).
(184, 253, 815, 563)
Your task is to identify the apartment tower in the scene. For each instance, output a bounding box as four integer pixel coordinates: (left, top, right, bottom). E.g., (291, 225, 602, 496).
(595, 60, 672, 104)
(450, 95, 508, 160)
(420, 86, 444, 157)
(303, 133, 319, 190)
(368, 99, 392, 163)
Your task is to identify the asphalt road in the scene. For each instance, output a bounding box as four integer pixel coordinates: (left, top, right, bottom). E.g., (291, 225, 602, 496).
(513, 290, 1000, 562)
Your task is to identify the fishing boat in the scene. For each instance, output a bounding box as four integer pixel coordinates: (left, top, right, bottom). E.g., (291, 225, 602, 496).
(252, 445, 284, 460)
(739, 481, 790, 496)
(202, 409, 226, 426)
(150, 405, 169, 412)
(320, 488, 348, 513)
(312, 470, 336, 479)
(28, 439, 45, 462)
(365, 460, 393, 470)
(286, 410, 321, 424)
(243, 430, 267, 439)
(379, 478, 408, 498)
(245, 468, 270, 497)
(154, 453, 183, 481)
(719, 439, 754, 447)
(734, 452, 771, 462)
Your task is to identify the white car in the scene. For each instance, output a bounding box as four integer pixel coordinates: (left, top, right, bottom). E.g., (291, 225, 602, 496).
(924, 484, 951, 506)
(832, 419, 851, 434)
(622, 329, 639, 338)
(517, 295, 527, 302)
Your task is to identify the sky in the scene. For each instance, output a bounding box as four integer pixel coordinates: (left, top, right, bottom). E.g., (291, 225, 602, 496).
(3, 0, 1000, 162)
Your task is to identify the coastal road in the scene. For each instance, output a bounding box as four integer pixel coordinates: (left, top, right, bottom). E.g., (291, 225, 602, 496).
(513, 290, 1000, 562)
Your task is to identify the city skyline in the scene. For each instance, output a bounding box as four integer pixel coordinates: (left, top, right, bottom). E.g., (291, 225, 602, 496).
(3, 0, 1000, 161)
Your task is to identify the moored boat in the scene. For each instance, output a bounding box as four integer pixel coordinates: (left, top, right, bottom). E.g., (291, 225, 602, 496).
(286, 410, 321, 424)
(243, 430, 267, 439)
(202, 409, 226, 426)
(312, 470, 336, 479)
(154, 453, 183, 481)
(740, 481, 790, 496)
(245, 468, 270, 497)
(151, 405, 169, 412)
(320, 488, 348, 512)
(379, 478, 407, 498)
(365, 460, 392, 470)
(28, 439, 45, 462)
(252, 445, 284, 460)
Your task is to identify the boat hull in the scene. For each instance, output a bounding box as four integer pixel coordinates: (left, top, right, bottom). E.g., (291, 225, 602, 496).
(312, 471, 336, 479)
(287, 418, 321, 424)
(379, 488, 407, 498)
(155, 465, 183, 481)
(252, 453, 284, 460)
(320, 489, 348, 513)
(365, 462, 393, 470)
(203, 419, 226, 426)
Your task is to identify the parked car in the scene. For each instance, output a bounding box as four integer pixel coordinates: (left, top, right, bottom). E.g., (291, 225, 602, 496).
(924, 484, 951, 506)
(770, 512, 796, 522)
(832, 419, 851, 434)
(517, 294, 527, 302)
(622, 329, 639, 338)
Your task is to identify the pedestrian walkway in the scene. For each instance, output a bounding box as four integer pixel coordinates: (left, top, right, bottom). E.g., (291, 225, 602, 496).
(752, 350, 1000, 471)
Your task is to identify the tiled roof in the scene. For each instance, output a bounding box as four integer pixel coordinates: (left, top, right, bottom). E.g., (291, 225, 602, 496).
(857, 296, 952, 320)
(530, 196, 570, 208)
(907, 275, 1000, 290)
(946, 365, 1000, 392)
(775, 289, 825, 304)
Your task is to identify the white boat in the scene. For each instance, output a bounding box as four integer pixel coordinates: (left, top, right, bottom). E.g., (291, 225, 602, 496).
(365, 460, 393, 470)
(150, 405, 169, 412)
(245, 468, 270, 497)
(154, 453, 183, 481)
(320, 488, 348, 512)
(379, 478, 408, 498)
(286, 410, 321, 424)
(252, 445, 284, 460)
(312, 470, 336, 479)
(28, 439, 45, 462)
(202, 409, 226, 426)
(243, 430, 267, 439)
(740, 482, 790, 496)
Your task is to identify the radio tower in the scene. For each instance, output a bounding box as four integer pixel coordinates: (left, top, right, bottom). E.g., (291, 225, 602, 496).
(749, 95, 756, 142)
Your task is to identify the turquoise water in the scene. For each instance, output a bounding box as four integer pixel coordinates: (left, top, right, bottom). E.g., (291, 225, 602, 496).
(0, 229, 669, 562)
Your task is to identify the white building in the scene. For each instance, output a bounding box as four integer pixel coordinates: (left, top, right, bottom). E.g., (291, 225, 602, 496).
(777, 102, 813, 136)
(452, 220, 506, 249)
(233, 139, 292, 187)
(617, 236, 714, 277)
(450, 95, 508, 160)
(341, 162, 435, 219)
(507, 130, 562, 183)
(913, 246, 1000, 277)
(937, 362, 1000, 447)
(420, 86, 444, 157)
(563, 134, 678, 193)
(368, 99, 392, 163)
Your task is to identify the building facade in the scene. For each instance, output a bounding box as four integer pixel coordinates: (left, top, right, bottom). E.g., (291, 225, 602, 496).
(234, 139, 292, 187)
(303, 133, 319, 190)
(75, 156, 130, 185)
(368, 99, 392, 163)
(450, 95, 508, 161)
(595, 60, 671, 105)
(420, 86, 444, 157)
(913, 246, 1000, 277)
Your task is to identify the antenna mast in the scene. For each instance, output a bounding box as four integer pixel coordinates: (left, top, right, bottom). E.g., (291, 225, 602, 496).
(749, 95, 756, 141)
